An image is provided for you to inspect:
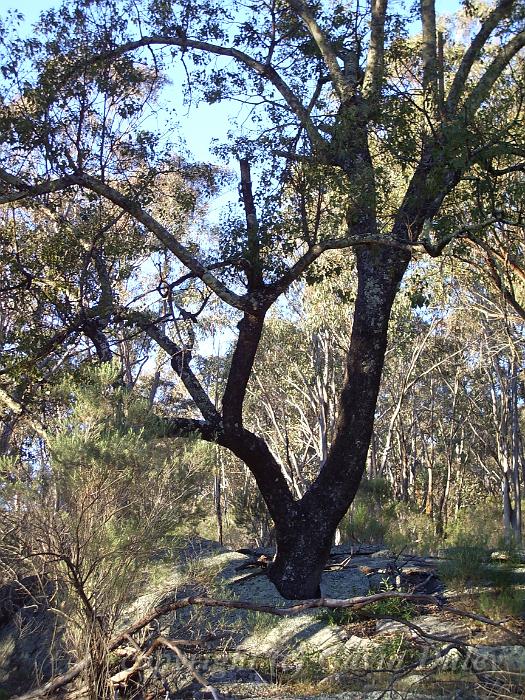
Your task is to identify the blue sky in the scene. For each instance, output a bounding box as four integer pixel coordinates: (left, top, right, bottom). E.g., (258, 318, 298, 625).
(10, 0, 463, 164)
(12, 0, 463, 24)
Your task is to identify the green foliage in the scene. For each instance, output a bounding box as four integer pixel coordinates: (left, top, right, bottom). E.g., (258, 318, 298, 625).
(438, 538, 489, 586)
(366, 595, 415, 622)
(316, 607, 358, 626)
(362, 577, 415, 621)
(478, 587, 525, 619)
(475, 539, 525, 618)
(291, 646, 327, 683)
(229, 471, 274, 547)
(43, 363, 206, 581)
(385, 506, 442, 555)
(339, 478, 396, 544)
(446, 501, 503, 550)
(0, 362, 208, 675)
(370, 633, 420, 669)
(245, 610, 281, 634)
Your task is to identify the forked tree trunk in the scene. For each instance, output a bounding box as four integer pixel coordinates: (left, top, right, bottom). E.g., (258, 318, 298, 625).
(266, 245, 410, 598)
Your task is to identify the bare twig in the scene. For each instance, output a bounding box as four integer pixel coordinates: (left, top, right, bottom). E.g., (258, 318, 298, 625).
(155, 636, 220, 700)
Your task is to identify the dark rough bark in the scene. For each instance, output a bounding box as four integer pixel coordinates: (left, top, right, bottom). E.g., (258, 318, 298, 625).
(268, 504, 334, 599)
(266, 244, 411, 598)
(222, 313, 265, 432)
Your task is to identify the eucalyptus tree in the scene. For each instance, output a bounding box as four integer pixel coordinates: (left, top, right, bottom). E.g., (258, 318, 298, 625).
(1, 0, 524, 598)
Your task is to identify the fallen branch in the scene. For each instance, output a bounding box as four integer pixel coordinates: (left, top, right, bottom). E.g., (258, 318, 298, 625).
(10, 590, 523, 699)
(443, 604, 525, 644)
(12, 659, 90, 700)
(375, 614, 470, 647)
(110, 634, 219, 686)
(155, 636, 220, 700)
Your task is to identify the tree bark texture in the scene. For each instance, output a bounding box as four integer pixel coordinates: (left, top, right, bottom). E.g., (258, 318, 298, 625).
(265, 244, 410, 598)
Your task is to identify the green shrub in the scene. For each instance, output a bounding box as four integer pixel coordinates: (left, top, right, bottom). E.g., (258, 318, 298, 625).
(439, 537, 489, 585)
(476, 539, 525, 618)
(366, 595, 415, 621)
(370, 633, 419, 669)
(339, 478, 396, 544)
(446, 501, 502, 549)
(478, 588, 525, 618)
(245, 610, 280, 633)
(385, 506, 441, 555)
(316, 607, 358, 626)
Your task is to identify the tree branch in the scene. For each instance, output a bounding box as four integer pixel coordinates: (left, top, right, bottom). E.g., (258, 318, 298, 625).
(153, 637, 220, 700)
(82, 37, 326, 153)
(239, 159, 263, 289)
(266, 236, 412, 300)
(72, 174, 248, 312)
(119, 308, 220, 425)
(286, 0, 351, 100)
(362, 0, 388, 106)
(420, 0, 438, 113)
(417, 217, 504, 256)
(463, 29, 525, 117)
(0, 172, 75, 204)
(446, 0, 516, 115)
(222, 313, 266, 433)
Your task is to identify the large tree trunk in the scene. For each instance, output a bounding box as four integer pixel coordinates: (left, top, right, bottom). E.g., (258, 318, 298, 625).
(268, 504, 335, 598)
(267, 244, 410, 598)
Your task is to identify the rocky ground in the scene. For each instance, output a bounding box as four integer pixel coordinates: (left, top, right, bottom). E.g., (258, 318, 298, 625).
(1, 538, 525, 699)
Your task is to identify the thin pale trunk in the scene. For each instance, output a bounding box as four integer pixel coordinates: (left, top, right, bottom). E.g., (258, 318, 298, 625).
(214, 461, 224, 547)
(425, 463, 433, 517)
(369, 433, 378, 479)
(502, 467, 514, 539)
(510, 363, 522, 541)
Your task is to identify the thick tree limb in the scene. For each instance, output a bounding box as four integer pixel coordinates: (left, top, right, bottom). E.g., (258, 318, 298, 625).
(222, 313, 265, 432)
(446, 0, 516, 114)
(0, 172, 74, 204)
(218, 427, 295, 523)
(420, 0, 438, 112)
(71, 174, 248, 312)
(362, 0, 388, 106)
(391, 141, 461, 244)
(286, 0, 351, 100)
(239, 159, 263, 289)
